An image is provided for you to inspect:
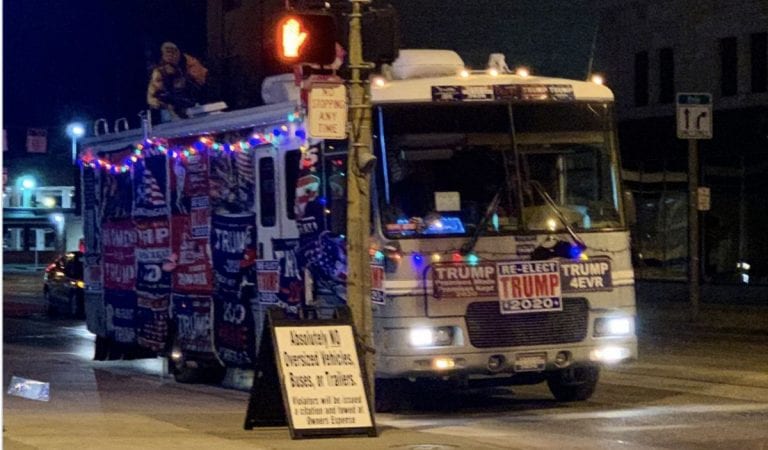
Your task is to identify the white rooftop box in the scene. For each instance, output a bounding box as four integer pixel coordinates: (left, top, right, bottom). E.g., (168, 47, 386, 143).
(391, 49, 465, 80)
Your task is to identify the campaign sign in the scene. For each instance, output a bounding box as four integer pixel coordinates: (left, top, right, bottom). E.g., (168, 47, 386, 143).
(102, 221, 137, 291)
(370, 264, 385, 305)
(256, 260, 281, 304)
(172, 294, 213, 353)
(105, 289, 137, 344)
(560, 256, 612, 292)
(431, 262, 498, 299)
(496, 261, 562, 314)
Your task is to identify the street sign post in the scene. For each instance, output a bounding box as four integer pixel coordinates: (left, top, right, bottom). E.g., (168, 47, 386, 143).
(677, 92, 712, 322)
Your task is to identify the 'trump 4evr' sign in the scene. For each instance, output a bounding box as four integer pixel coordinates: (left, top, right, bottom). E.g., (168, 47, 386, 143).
(308, 83, 348, 139)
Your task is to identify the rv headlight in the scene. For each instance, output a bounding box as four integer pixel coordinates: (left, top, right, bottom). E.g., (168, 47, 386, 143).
(594, 317, 633, 337)
(409, 327, 454, 348)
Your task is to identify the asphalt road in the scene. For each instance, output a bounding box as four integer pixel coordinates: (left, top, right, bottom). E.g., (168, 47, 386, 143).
(4, 271, 768, 449)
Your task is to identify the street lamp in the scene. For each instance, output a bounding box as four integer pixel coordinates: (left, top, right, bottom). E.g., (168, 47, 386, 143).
(66, 122, 86, 164)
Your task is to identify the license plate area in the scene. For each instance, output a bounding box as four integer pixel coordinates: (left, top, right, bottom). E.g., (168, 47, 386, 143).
(514, 352, 547, 372)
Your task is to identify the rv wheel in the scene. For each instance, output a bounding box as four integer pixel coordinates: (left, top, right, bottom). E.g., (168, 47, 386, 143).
(547, 364, 600, 402)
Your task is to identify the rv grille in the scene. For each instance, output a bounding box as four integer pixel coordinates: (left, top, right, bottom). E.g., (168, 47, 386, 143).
(465, 298, 589, 348)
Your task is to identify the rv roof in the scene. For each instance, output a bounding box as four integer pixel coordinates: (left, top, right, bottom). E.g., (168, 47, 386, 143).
(371, 72, 614, 104)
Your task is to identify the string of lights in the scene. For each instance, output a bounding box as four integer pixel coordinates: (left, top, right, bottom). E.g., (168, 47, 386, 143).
(77, 113, 308, 173)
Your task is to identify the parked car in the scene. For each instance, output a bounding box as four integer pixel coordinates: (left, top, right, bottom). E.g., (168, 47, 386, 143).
(43, 252, 84, 318)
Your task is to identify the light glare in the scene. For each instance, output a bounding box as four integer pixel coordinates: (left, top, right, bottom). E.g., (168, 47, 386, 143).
(409, 328, 434, 347)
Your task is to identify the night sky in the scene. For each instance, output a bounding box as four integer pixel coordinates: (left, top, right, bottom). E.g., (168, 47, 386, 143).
(2, 0, 595, 185)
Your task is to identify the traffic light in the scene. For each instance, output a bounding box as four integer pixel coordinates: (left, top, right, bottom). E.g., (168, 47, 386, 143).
(276, 12, 337, 65)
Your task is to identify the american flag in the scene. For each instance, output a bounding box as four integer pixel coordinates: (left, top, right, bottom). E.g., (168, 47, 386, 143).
(302, 232, 347, 284)
(141, 167, 166, 206)
(235, 151, 254, 185)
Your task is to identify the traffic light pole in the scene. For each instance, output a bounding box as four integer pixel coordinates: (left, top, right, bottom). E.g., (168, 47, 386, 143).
(346, 0, 376, 406)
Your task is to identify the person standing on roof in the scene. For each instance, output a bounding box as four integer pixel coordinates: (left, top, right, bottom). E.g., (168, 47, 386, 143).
(146, 42, 208, 121)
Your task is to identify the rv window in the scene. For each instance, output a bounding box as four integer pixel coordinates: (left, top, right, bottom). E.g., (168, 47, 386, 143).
(259, 157, 276, 227)
(285, 150, 301, 220)
(324, 154, 347, 235)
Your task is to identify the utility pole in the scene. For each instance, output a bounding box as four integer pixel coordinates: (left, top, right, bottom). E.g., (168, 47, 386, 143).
(676, 92, 712, 323)
(345, 0, 376, 404)
(688, 139, 700, 321)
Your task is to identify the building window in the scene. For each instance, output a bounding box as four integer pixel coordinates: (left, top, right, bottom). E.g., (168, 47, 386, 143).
(634, 51, 649, 106)
(658, 47, 675, 104)
(3, 227, 24, 251)
(720, 37, 738, 96)
(751, 32, 767, 93)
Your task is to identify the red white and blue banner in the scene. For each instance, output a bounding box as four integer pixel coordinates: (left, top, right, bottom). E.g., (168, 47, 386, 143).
(211, 213, 257, 367)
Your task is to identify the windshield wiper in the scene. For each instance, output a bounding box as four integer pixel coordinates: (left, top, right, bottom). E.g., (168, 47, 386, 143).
(460, 186, 503, 255)
(527, 180, 586, 250)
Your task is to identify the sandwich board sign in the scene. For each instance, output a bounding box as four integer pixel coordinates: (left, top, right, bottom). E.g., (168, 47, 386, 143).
(244, 307, 376, 439)
(676, 92, 712, 139)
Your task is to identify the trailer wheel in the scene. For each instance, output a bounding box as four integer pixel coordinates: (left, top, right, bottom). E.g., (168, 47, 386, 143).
(203, 364, 227, 384)
(168, 337, 202, 383)
(547, 365, 600, 402)
(44, 288, 58, 317)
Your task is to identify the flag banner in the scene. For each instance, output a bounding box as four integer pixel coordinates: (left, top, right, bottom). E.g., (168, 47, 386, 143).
(136, 291, 170, 351)
(102, 221, 137, 290)
(211, 213, 257, 367)
(212, 289, 254, 367)
(132, 216, 171, 351)
(171, 215, 213, 294)
(171, 294, 213, 353)
(294, 145, 346, 307)
(100, 151, 134, 221)
(269, 238, 304, 315)
(82, 166, 102, 255)
(134, 218, 172, 292)
(26, 128, 47, 153)
(105, 289, 137, 344)
(170, 150, 209, 216)
(133, 153, 169, 218)
(210, 147, 255, 214)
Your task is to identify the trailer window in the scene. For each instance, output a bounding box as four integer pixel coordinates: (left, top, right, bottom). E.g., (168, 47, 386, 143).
(259, 157, 276, 227)
(324, 154, 347, 235)
(285, 150, 301, 220)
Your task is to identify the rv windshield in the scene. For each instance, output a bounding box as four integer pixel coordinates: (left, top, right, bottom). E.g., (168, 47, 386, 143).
(375, 102, 623, 239)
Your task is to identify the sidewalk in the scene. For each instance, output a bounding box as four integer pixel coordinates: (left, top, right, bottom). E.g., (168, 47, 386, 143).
(3, 263, 47, 273)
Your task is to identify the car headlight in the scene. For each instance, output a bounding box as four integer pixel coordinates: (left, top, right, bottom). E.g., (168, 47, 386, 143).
(409, 327, 454, 348)
(594, 317, 633, 337)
